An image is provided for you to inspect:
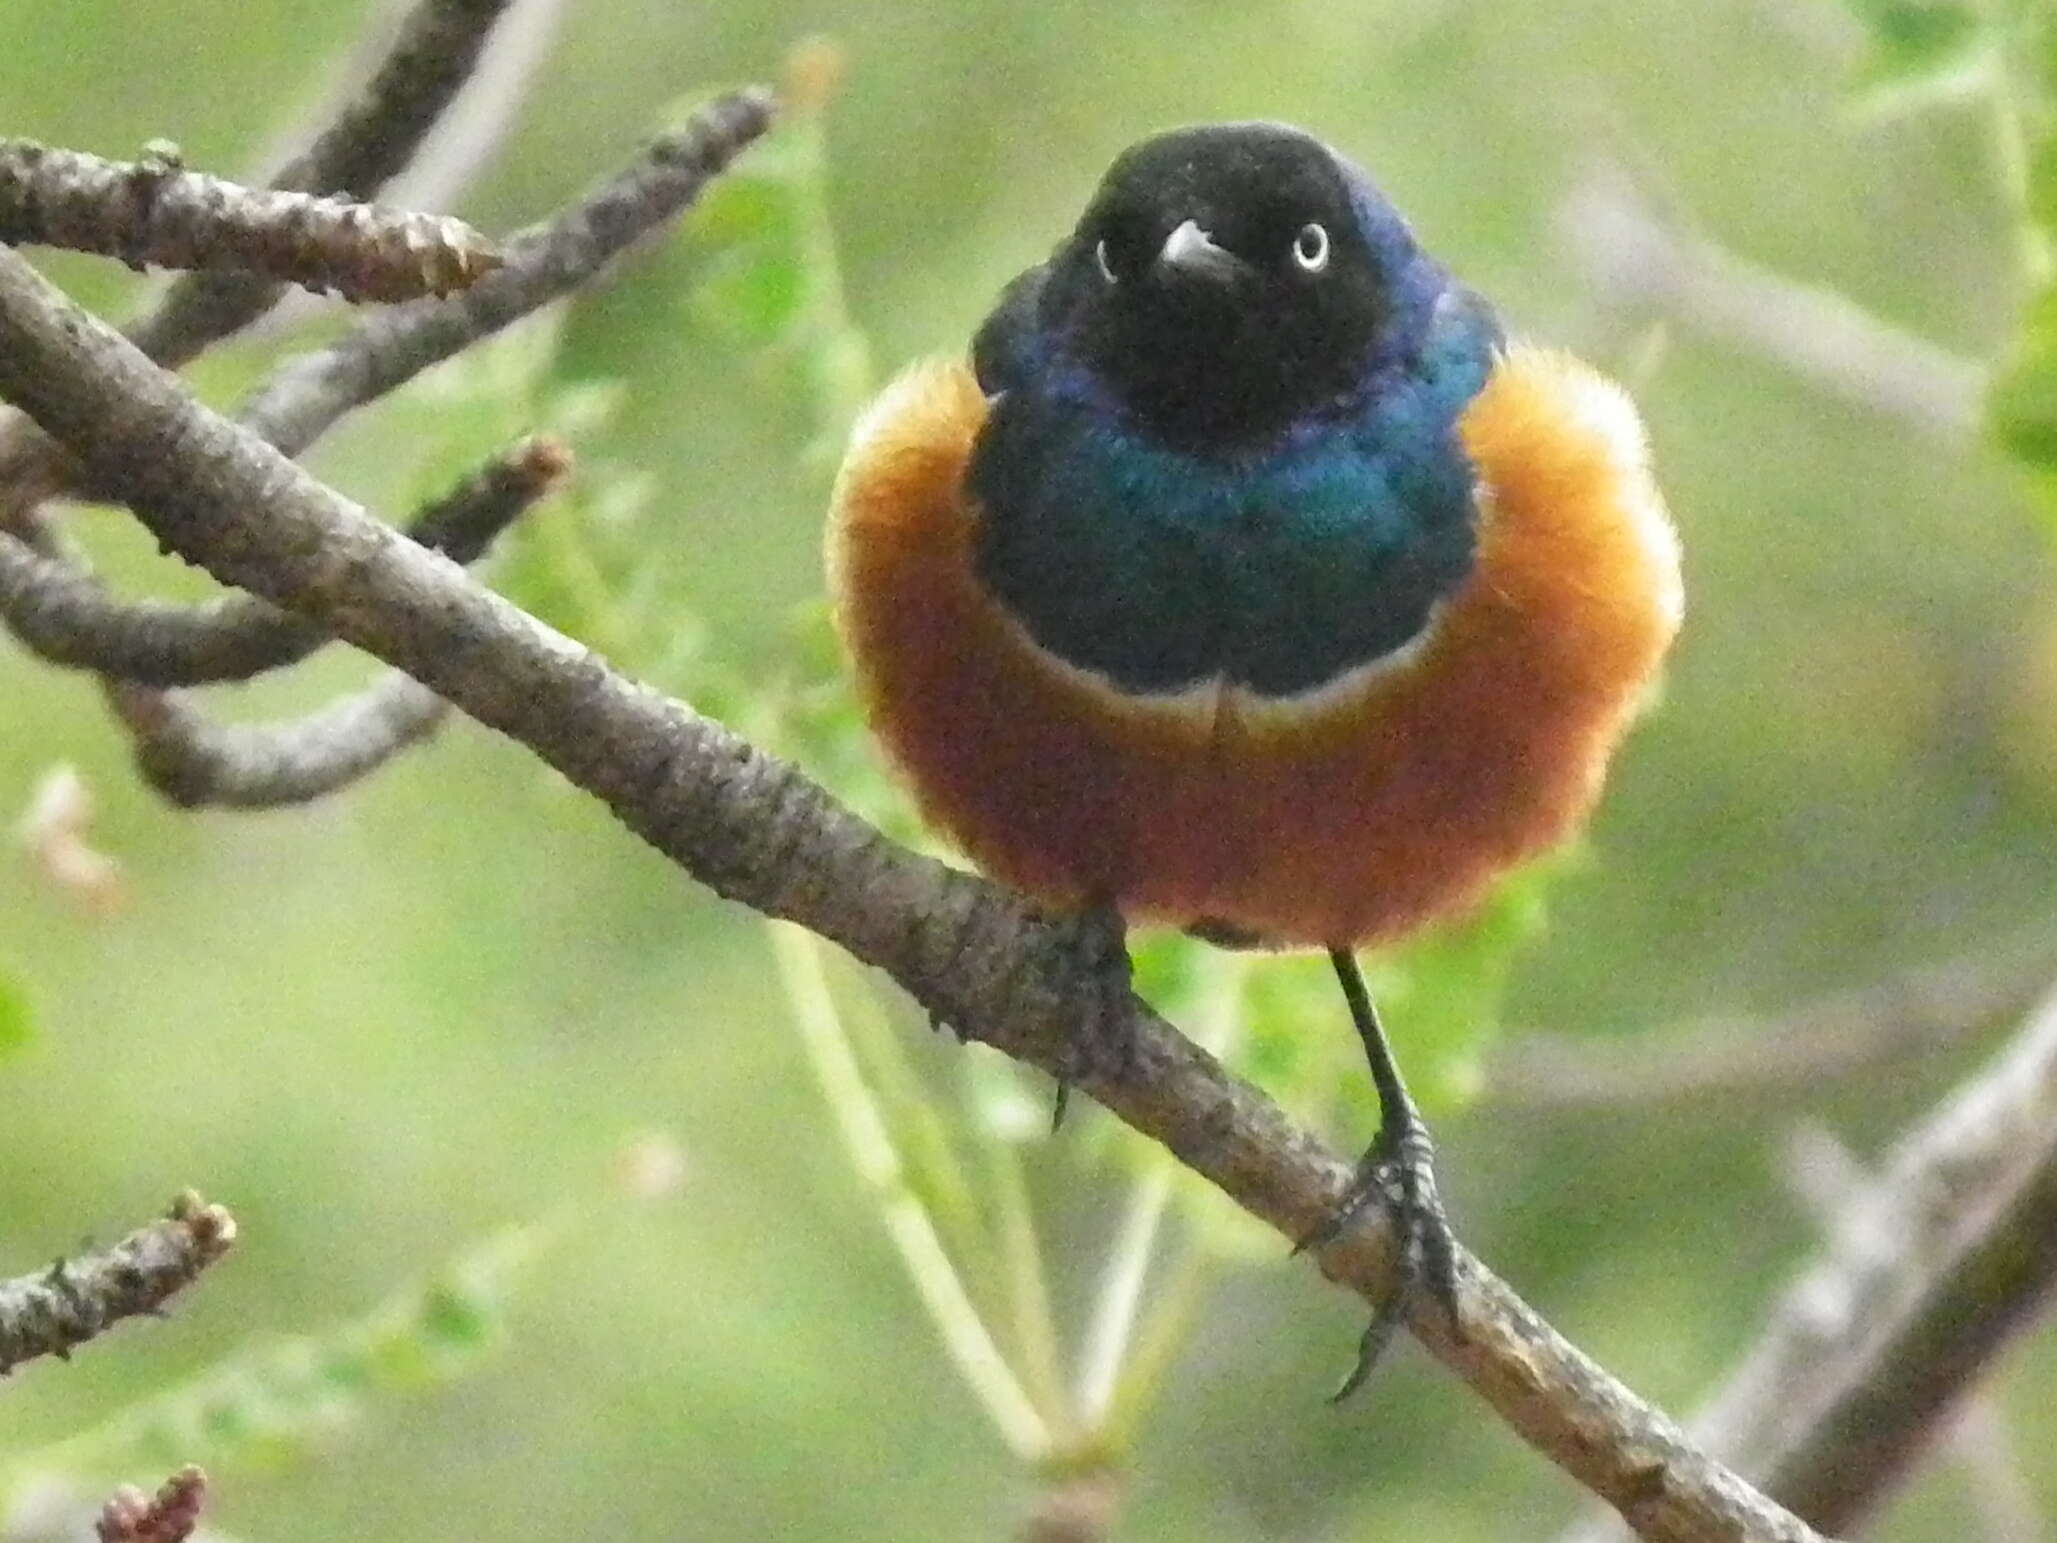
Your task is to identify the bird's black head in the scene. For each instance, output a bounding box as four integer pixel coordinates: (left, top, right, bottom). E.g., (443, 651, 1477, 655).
(1043, 122, 1432, 452)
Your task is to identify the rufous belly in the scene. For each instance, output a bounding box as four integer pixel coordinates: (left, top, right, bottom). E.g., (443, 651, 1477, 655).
(827, 347, 1680, 947)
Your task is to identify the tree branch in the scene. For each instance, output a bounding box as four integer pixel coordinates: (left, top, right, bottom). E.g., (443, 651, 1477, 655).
(0, 138, 501, 300)
(130, 0, 520, 366)
(1563, 984, 2057, 1541)
(1556, 163, 1983, 439)
(95, 1468, 207, 1543)
(1486, 931, 2057, 1110)
(0, 232, 1827, 1543)
(0, 0, 520, 521)
(1752, 994, 2057, 1530)
(0, 435, 558, 809)
(383, 0, 573, 215)
(234, 85, 778, 457)
(0, 1194, 236, 1375)
(1774, 1125, 2047, 1543)
(0, 435, 564, 686)
(102, 670, 448, 809)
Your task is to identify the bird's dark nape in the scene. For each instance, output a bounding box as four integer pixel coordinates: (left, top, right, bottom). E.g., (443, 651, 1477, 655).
(970, 264, 1049, 396)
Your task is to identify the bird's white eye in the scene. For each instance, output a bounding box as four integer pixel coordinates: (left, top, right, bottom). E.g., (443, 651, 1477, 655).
(1095, 238, 1119, 284)
(1292, 222, 1330, 273)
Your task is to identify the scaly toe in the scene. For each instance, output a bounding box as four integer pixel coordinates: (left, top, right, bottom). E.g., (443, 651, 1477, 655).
(1032, 901, 1133, 1128)
(1317, 1119, 1464, 1400)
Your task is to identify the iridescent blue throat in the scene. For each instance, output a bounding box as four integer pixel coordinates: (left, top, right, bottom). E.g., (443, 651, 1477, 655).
(967, 293, 1500, 699)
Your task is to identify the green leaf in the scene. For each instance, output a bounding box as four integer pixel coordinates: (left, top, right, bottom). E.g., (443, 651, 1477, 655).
(689, 169, 811, 347)
(0, 969, 31, 1064)
(1989, 283, 2057, 531)
(667, 89, 874, 461)
(1843, 0, 1989, 82)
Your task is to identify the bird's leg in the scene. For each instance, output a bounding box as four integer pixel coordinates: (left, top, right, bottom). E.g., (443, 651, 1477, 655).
(1297, 946, 1462, 1401)
(1034, 898, 1133, 1129)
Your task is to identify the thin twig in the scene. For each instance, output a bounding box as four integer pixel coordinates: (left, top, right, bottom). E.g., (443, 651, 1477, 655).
(0, 0, 518, 520)
(235, 86, 777, 458)
(385, 0, 572, 213)
(104, 671, 449, 810)
(772, 922, 1052, 1462)
(1487, 931, 2057, 1110)
(0, 139, 500, 300)
(0, 237, 1829, 1543)
(1076, 951, 1250, 1428)
(981, 1134, 1070, 1433)
(1557, 162, 1984, 439)
(130, 0, 519, 366)
(0, 1194, 236, 1375)
(0, 435, 565, 686)
(95, 1468, 207, 1543)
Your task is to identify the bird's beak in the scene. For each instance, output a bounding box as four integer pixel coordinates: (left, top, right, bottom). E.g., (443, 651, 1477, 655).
(1153, 219, 1251, 287)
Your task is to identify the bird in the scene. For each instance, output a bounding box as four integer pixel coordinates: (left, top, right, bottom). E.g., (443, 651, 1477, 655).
(826, 121, 1681, 1397)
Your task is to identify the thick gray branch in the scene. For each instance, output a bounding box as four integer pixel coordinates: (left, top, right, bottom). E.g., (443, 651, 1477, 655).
(0, 1194, 236, 1375)
(0, 435, 563, 686)
(0, 237, 1825, 1543)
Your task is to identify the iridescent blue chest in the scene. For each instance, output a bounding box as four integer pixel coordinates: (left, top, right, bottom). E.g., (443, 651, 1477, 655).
(967, 303, 1497, 698)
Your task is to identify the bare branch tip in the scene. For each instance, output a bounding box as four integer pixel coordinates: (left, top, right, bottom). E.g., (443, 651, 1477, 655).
(96, 1465, 208, 1543)
(667, 84, 781, 164)
(0, 1194, 238, 1374)
(167, 1190, 238, 1258)
(514, 432, 575, 485)
(782, 38, 847, 117)
(0, 139, 505, 301)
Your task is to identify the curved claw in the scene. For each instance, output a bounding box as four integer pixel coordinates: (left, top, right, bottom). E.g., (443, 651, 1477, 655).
(1305, 1114, 1464, 1400)
(1331, 1275, 1414, 1403)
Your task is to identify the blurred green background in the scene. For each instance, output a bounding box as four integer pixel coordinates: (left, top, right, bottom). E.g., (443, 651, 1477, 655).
(5, 0, 2057, 1538)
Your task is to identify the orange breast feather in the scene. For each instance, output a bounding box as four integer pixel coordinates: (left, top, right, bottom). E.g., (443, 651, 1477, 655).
(826, 347, 1681, 947)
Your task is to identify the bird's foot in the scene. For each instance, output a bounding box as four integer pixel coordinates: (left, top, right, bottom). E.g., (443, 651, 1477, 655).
(1030, 900, 1133, 1129)
(1296, 1108, 1462, 1402)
